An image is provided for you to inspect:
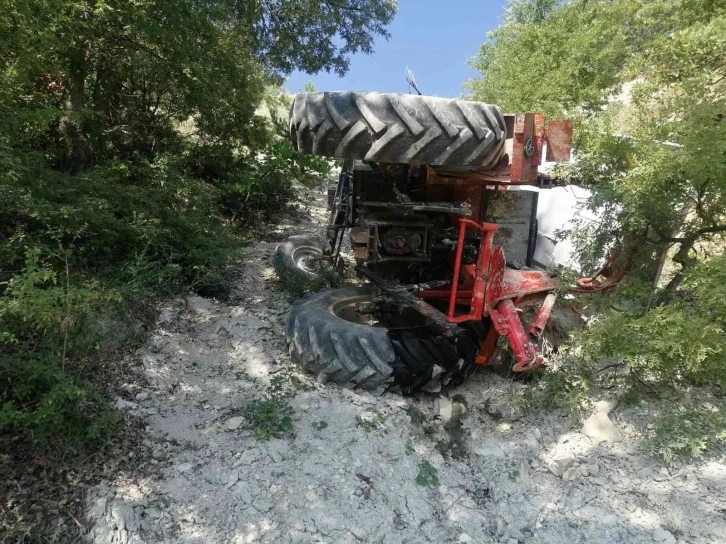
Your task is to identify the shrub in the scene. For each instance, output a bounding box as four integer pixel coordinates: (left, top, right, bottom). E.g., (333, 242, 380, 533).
(647, 409, 726, 464)
(577, 256, 726, 389)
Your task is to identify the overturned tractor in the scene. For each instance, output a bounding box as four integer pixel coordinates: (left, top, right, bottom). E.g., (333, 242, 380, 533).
(274, 91, 574, 395)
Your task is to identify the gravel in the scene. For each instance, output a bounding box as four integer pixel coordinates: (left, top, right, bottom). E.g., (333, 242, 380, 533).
(85, 189, 726, 544)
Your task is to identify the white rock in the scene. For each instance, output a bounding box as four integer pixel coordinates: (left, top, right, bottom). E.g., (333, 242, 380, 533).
(582, 412, 623, 443)
(156, 308, 176, 325)
(135, 392, 149, 401)
(436, 397, 453, 421)
(562, 467, 581, 481)
(225, 471, 239, 488)
(458, 534, 473, 543)
(508, 527, 525, 541)
(225, 416, 245, 430)
(175, 462, 193, 473)
(231, 481, 253, 504)
(653, 528, 676, 544)
(187, 296, 214, 312)
(114, 398, 139, 411)
(603, 514, 619, 526)
(475, 440, 507, 458)
(587, 463, 600, 476)
(144, 507, 162, 519)
(548, 456, 574, 477)
(594, 399, 618, 414)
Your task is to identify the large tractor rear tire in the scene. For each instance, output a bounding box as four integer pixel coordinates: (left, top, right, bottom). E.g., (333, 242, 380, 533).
(290, 92, 507, 167)
(286, 286, 487, 395)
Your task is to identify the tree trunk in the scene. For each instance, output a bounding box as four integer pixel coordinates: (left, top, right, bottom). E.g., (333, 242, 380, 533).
(658, 234, 697, 304)
(60, 2, 94, 173)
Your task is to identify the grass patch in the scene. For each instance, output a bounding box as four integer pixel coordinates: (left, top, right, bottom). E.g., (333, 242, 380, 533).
(415, 460, 440, 487)
(244, 371, 307, 440)
(356, 407, 388, 432)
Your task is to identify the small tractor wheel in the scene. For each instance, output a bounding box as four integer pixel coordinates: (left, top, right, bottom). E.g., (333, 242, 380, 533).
(286, 286, 488, 395)
(273, 234, 328, 287)
(290, 91, 507, 167)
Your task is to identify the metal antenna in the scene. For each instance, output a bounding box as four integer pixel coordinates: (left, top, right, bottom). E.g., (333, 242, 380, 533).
(406, 67, 422, 95)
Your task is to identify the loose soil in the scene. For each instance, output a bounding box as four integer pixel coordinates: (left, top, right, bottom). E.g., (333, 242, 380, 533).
(85, 190, 726, 544)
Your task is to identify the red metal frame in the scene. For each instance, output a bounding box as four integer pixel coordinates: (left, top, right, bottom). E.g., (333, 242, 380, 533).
(415, 113, 572, 371)
(419, 218, 558, 372)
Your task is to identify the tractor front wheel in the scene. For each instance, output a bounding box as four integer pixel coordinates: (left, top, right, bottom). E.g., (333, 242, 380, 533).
(273, 234, 329, 288)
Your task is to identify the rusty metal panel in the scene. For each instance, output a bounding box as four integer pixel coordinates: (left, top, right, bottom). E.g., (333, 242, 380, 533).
(510, 113, 539, 182)
(545, 119, 573, 162)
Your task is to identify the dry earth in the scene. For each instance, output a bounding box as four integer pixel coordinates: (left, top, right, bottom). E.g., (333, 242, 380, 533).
(86, 191, 726, 544)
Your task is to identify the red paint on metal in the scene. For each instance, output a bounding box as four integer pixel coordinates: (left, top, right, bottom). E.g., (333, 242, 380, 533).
(510, 113, 539, 183)
(491, 299, 545, 371)
(447, 219, 498, 323)
(501, 269, 559, 298)
(417, 217, 559, 373)
(529, 292, 557, 338)
(532, 114, 545, 166)
(545, 119, 573, 162)
(475, 326, 500, 366)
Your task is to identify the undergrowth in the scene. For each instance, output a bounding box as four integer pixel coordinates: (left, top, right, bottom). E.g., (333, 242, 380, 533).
(244, 371, 308, 440)
(1, 135, 328, 461)
(646, 409, 726, 464)
(281, 256, 347, 302)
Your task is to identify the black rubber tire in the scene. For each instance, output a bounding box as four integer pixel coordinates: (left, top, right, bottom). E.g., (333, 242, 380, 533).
(273, 234, 327, 287)
(290, 92, 507, 167)
(286, 286, 488, 395)
(287, 286, 396, 395)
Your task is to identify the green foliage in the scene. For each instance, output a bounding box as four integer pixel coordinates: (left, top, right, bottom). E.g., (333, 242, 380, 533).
(311, 420, 328, 431)
(241, 0, 397, 76)
(0, 355, 119, 449)
(646, 409, 726, 464)
(466, 0, 633, 116)
(0, 0, 393, 460)
(538, 363, 594, 413)
(356, 407, 389, 432)
(469, 0, 726, 398)
(244, 372, 305, 440)
(579, 298, 725, 388)
(415, 460, 440, 487)
(282, 256, 346, 302)
(245, 399, 294, 440)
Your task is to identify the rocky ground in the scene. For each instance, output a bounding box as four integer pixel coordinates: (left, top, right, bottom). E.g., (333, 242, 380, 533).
(86, 191, 726, 544)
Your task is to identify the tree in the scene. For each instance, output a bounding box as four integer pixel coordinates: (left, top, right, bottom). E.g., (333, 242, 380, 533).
(467, 0, 726, 388)
(1, 0, 397, 172)
(239, 0, 397, 76)
(0, 0, 392, 463)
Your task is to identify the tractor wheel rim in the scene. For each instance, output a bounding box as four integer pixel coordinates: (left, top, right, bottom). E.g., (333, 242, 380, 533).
(330, 293, 431, 330)
(330, 293, 381, 326)
(291, 245, 323, 274)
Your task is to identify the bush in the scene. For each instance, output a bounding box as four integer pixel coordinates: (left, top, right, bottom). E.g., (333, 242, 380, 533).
(577, 256, 726, 389)
(647, 409, 726, 464)
(190, 139, 331, 224)
(0, 147, 240, 453)
(0, 355, 119, 450)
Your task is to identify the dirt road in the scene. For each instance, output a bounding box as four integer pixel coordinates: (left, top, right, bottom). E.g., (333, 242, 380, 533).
(86, 191, 725, 544)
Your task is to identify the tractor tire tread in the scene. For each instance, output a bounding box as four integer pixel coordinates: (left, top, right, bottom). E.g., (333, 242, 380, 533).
(290, 92, 506, 167)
